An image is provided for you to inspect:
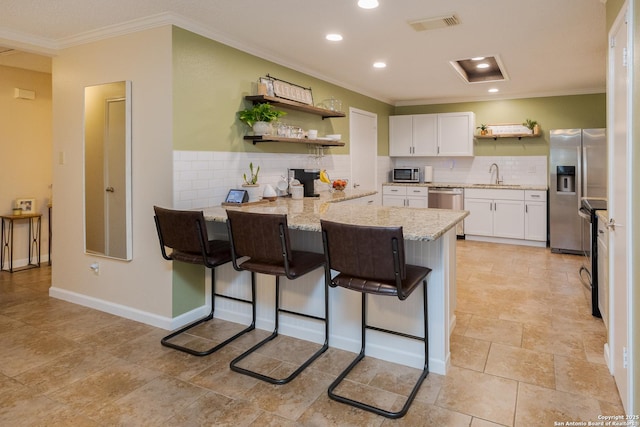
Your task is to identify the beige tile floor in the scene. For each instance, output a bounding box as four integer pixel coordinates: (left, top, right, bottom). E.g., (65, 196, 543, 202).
(0, 240, 623, 426)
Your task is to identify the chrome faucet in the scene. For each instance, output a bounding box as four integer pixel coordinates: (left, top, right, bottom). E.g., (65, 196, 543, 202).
(489, 163, 503, 184)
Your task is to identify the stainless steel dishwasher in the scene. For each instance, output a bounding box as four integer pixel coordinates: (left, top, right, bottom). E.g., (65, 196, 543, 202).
(428, 187, 464, 236)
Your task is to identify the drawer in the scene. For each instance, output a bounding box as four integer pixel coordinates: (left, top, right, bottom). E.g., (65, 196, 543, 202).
(383, 186, 407, 196)
(525, 190, 547, 202)
(405, 187, 428, 196)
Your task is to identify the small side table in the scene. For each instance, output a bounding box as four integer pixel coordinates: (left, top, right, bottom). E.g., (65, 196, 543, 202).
(1, 213, 42, 273)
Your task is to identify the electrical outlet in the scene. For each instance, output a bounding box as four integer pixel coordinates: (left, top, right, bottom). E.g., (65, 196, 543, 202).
(89, 262, 100, 276)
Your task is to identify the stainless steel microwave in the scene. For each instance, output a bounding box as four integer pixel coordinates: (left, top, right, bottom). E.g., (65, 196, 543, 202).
(392, 167, 421, 183)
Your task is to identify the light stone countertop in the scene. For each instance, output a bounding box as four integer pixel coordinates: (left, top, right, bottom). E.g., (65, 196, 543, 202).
(201, 189, 468, 241)
(596, 210, 608, 223)
(383, 182, 548, 191)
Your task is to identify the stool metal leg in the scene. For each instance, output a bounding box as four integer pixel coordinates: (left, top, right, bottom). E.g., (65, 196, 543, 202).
(230, 273, 329, 385)
(327, 280, 429, 419)
(161, 268, 256, 356)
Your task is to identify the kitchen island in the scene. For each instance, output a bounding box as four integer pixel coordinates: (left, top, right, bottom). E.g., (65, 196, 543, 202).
(200, 190, 468, 374)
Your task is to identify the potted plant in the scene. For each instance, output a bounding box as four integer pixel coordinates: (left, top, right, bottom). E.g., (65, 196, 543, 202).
(238, 103, 286, 136)
(477, 124, 489, 135)
(242, 162, 261, 201)
(523, 119, 539, 135)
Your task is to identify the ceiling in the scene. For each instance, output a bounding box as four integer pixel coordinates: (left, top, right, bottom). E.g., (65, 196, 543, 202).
(0, 0, 607, 105)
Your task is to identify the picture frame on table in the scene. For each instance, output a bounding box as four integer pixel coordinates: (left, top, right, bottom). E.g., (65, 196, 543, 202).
(15, 198, 36, 214)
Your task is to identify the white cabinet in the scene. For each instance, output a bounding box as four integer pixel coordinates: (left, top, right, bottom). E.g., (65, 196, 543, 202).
(524, 190, 547, 242)
(389, 112, 474, 157)
(464, 189, 524, 239)
(389, 114, 437, 156)
(383, 185, 428, 207)
(437, 112, 475, 156)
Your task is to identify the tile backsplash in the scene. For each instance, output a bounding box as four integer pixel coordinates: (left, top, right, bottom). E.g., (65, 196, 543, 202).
(391, 156, 548, 186)
(174, 151, 547, 209)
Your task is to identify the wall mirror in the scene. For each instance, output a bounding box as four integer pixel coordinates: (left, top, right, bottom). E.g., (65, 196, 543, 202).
(84, 81, 132, 260)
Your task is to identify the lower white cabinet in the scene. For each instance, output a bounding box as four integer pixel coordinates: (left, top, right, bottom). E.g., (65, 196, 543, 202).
(383, 185, 428, 207)
(524, 191, 547, 242)
(465, 188, 547, 243)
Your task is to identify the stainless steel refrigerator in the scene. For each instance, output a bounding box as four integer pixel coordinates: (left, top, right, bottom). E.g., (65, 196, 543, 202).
(549, 129, 606, 254)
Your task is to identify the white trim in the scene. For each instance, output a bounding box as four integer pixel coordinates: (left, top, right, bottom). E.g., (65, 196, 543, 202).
(464, 235, 547, 248)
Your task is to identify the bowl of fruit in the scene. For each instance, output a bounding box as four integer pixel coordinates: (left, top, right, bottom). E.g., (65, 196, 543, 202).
(332, 179, 347, 191)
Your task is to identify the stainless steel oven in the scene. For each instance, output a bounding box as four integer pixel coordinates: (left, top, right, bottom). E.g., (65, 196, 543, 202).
(578, 198, 607, 317)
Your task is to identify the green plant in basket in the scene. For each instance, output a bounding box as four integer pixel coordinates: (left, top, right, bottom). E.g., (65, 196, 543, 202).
(238, 103, 286, 127)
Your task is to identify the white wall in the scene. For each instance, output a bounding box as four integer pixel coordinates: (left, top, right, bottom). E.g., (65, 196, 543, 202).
(50, 26, 175, 323)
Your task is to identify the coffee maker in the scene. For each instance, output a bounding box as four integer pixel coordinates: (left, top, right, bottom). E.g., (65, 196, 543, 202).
(290, 168, 320, 197)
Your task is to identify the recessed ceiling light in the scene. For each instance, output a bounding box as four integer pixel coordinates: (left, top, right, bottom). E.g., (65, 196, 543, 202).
(471, 57, 485, 61)
(326, 33, 343, 41)
(488, 88, 499, 93)
(373, 62, 386, 68)
(477, 63, 490, 69)
(358, 0, 379, 9)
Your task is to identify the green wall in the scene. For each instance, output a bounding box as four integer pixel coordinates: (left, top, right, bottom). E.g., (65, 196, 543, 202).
(394, 94, 606, 156)
(172, 26, 393, 156)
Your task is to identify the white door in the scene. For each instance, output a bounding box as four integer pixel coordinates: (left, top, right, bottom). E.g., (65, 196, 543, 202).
(350, 108, 377, 191)
(105, 98, 126, 258)
(493, 200, 525, 239)
(524, 201, 547, 242)
(388, 115, 412, 157)
(412, 114, 438, 156)
(464, 199, 493, 236)
(607, 5, 631, 412)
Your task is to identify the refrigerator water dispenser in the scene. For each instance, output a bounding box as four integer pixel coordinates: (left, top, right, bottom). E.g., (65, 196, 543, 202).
(556, 166, 575, 193)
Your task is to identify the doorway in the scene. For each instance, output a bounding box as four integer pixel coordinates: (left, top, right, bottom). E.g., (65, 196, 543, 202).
(349, 108, 377, 193)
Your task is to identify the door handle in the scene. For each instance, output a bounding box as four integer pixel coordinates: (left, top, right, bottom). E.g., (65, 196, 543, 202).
(353, 183, 360, 188)
(105, 187, 115, 192)
(607, 218, 622, 230)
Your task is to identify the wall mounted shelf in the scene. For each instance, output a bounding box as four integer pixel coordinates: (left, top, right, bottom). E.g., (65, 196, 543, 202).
(245, 95, 345, 119)
(244, 135, 345, 146)
(476, 124, 541, 140)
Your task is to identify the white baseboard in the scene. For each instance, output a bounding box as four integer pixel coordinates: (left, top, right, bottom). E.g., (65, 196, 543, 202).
(465, 235, 547, 248)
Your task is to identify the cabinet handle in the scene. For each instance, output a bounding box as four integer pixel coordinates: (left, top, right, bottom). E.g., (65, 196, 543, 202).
(526, 205, 528, 214)
(531, 194, 540, 198)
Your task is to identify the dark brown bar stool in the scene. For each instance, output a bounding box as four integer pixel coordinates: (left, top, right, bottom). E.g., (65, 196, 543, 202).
(154, 206, 256, 356)
(225, 210, 328, 385)
(320, 219, 431, 419)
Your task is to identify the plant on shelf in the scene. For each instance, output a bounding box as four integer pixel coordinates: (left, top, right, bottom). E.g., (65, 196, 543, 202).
(238, 103, 286, 136)
(523, 119, 539, 134)
(477, 124, 489, 135)
(243, 162, 260, 185)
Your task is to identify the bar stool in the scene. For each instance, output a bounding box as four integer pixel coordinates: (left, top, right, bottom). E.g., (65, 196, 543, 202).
(153, 206, 256, 356)
(320, 219, 431, 419)
(225, 210, 328, 385)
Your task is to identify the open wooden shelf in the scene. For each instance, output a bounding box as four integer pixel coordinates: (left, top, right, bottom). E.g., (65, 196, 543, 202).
(245, 95, 346, 119)
(476, 124, 541, 140)
(244, 135, 345, 146)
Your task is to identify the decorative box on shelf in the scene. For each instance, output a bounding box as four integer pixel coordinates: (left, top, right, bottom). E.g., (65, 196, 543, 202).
(477, 123, 541, 140)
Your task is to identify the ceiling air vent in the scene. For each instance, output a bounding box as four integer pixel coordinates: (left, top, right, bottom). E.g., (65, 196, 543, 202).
(408, 14, 460, 32)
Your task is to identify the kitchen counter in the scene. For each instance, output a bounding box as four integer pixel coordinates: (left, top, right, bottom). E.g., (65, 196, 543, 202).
(200, 190, 464, 375)
(202, 189, 467, 241)
(383, 182, 548, 191)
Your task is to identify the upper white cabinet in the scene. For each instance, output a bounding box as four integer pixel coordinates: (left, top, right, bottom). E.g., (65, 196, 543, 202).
(389, 114, 437, 156)
(389, 112, 474, 157)
(437, 112, 475, 156)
